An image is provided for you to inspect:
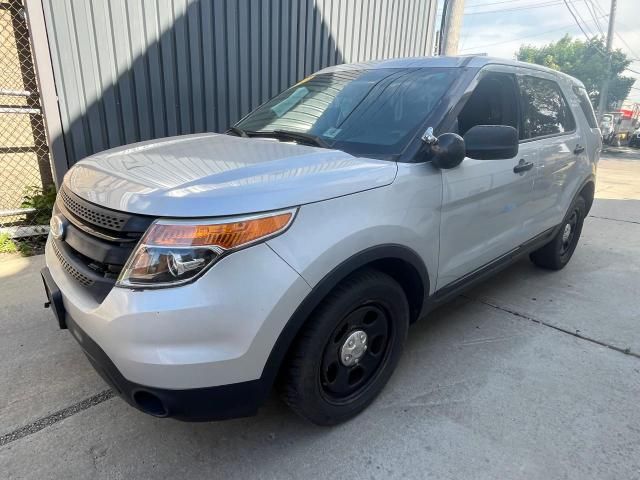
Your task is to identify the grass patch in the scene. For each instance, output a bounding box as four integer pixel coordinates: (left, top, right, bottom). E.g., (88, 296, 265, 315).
(21, 185, 56, 225)
(0, 233, 47, 257)
(0, 233, 18, 254)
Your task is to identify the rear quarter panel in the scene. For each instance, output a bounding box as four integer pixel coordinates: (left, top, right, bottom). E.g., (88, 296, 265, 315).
(558, 78, 599, 210)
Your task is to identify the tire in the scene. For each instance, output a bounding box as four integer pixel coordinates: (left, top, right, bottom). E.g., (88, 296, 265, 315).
(280, 268, 410, 426)
(530, 195, 586, 270)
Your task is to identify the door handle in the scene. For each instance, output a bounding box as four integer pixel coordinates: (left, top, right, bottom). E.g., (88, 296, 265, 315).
(513, 159, 534, 174)
(574, 144, 585, 154)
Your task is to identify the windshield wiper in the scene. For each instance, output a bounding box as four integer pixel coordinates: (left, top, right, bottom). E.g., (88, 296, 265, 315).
(231, 128, 331, 148)
(268, 130, 331, 149)
(226, 126, 249, 138)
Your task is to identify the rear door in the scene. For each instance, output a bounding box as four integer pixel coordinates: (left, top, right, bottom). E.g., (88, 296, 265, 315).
(517, 74, 585, 235)
(437, 68, 538, 288)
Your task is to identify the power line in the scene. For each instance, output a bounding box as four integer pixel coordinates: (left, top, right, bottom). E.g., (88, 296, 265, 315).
(584, 0, 605, 36)
(575, 0, 640, 61)
(439, 0, 585, 11)
(459, 16, 604, 51)
(612, 18, 640, 45)
(562, 0, 594, 41)
(568, 0, 596, 37)
(615, 33, 640, 60)
(464, 1, 571, 15)
(464, 0, 548, 6)
(561, 0, 612, 60)
(437, 0, 578, 16)
(588, 0, 607, 18)
(460, 0, 480, 51)
(466, 0, 565, 8)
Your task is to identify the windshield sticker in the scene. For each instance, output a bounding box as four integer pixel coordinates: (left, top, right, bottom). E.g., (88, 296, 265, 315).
(323, 127, 341, 138)
(271, 87, 309, 118)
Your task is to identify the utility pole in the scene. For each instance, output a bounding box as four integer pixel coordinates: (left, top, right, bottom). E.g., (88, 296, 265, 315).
(440, 0, 465, 56)
(597, 0, 617, 120)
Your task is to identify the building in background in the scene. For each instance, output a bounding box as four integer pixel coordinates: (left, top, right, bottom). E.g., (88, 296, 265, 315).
(0, 0, 437, 236)
(41, 0, 438, 170)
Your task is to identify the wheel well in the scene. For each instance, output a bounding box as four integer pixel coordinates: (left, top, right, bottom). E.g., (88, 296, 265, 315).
(580, 181, 595, 213)
(263, 247, 428, 399)
(368, 258, 426, 323)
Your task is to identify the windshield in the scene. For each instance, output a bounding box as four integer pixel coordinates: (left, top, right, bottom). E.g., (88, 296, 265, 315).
(236, 68, 456, 157)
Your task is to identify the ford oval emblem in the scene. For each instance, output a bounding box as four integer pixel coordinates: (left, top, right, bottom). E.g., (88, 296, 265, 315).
(50, 214, 66, 240)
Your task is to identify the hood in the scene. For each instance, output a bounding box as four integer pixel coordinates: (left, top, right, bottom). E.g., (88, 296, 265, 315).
(64, 133, 397, 217)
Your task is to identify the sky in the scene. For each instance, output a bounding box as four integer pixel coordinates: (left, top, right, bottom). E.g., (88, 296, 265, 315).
(437, 0, 640, 105)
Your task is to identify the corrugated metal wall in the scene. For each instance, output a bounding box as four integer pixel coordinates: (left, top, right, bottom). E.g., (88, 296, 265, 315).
(42, 0, 437, 166)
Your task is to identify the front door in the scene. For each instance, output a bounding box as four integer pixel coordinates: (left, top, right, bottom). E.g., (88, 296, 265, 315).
(436, 71, 537, 288)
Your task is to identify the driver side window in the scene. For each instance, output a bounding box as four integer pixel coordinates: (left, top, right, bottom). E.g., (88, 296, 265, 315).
(457, 73, 520, 137)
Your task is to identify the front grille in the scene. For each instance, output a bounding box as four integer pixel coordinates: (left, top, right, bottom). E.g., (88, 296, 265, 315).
(52, 240, 95, 287)
(53, 186, 155, 300)
(60, 188, 128, 231)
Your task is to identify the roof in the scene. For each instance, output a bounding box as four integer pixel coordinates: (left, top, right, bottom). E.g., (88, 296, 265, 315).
(317, 56, 585, 88)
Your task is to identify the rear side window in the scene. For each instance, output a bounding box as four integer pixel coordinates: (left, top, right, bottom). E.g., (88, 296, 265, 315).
(573, 86, 598, 128)
(518, 76, 576, 140)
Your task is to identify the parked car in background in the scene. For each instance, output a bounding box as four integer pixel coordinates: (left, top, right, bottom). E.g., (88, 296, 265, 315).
(600, 113, 615, 144)
(629, 128, 640, 148)
(42, 56, 600, 426)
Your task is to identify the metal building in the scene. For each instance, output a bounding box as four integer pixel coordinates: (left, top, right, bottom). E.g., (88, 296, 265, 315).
(36, 0, 437, 176)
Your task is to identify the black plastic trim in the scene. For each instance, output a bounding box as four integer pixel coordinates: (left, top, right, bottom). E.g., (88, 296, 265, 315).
(577, 175, 596, 214)
(60, 185, 154, 233)
(63, 312, 264, 422)
(423, 178, 595, 309)
(63, 220, 133, 266)
(427, 226, 558, 309)
(41, 267, 67, 329)
(257, 244, 430, 394)
(42, 266, 264, 421)
(51, 237, 115, 303)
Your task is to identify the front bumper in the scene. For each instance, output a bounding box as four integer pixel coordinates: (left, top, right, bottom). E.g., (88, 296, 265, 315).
(64, 293, 263, 420)
(43, 237, 310, 420)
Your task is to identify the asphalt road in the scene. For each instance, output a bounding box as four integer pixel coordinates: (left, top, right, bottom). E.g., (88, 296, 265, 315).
(1, 151, 639, 479)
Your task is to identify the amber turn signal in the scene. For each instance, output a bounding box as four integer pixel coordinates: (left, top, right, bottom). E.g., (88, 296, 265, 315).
(143, 212, 293, 250)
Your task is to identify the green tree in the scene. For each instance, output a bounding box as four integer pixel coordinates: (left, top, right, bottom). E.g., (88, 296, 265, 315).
(516, 35, 634, 110)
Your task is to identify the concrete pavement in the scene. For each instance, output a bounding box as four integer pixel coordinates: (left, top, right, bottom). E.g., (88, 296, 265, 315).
(1, 153, 639, 479)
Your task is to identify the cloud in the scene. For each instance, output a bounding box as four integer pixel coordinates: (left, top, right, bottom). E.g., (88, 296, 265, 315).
(439, 0, 640, 102)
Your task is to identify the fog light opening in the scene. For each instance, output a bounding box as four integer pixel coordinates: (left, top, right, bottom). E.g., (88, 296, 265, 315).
(133, 391, 168, 417)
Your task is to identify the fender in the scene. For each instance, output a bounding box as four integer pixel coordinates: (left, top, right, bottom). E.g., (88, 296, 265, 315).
(255, 244, 429, 399)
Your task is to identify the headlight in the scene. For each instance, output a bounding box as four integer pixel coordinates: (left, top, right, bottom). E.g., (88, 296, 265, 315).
(116, 209, 296, 288)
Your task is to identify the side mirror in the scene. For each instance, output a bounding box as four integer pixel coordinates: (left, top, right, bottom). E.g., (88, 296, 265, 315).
(463, 125, 518, 160)
(429, 133, 466, 169)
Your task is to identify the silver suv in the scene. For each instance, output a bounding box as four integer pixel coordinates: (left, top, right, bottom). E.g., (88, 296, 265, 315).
(42, 56, 600, 425)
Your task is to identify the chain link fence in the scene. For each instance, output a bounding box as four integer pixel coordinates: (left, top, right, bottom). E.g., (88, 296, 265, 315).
(0, 0, 53, 253)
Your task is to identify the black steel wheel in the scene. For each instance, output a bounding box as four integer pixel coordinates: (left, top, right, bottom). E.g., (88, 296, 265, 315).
(319, 304, 392, 403)
(280, 269, 409, 425)
(530, 195, 586, 270)
(559, 209, 578, 257)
